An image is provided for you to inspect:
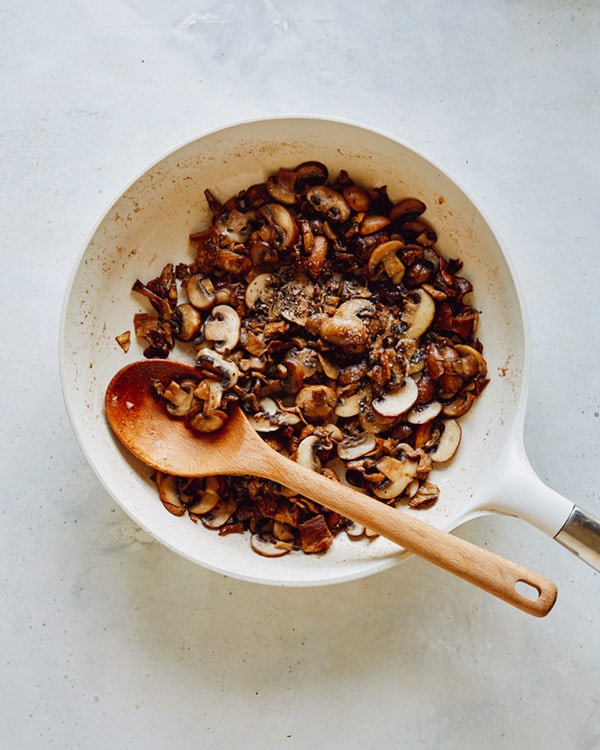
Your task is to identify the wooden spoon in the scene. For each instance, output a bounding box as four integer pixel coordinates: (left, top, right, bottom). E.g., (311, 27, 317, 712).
(105, 359, 557, 617)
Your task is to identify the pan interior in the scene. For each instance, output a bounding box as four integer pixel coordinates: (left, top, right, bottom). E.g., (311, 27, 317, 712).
(60, 117, 526, 585)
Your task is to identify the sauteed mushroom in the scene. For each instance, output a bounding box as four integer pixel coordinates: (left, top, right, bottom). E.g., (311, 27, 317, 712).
(126, 161, 488, 556)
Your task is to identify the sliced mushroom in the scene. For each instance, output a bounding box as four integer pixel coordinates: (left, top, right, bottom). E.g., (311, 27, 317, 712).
(266, 168, 298, 204)
(359, 214, 391, 235)
(248, 397, 302, 432)
(315, 423, 344, 443)
(305, 234, 328, 279)
(367, 240, 406, 284)
(195, 349, 239, 388)
(174, 303, 202, 341)
(317, 352, 340, 380)
(214, 204, 252, 244)
(373, 454, 420, 499)
(390, 197, 427, 222)
(334, 298, 376, 318)
(245, 272, 279, 310)
(156, 473, 186, 516)
(402, 287, 436, 339)
(294, 160, 328, 186)
(442, 391, 476, 418)
(186, 273, 216, 310)
(358, 407, 399, 434)
(428, 419, 462, 463)
(203, 305, 241, 353)
(295, 435, 321, 472)
(407, 400, 443, 424)
(193, 378, 224, 413)
(345, 520, 366, 539)
(162, 379, 197, 417)
(187, 476, 221, 516)
(250, 533, 293, 557)
(372, 377, 418, 418)
(342, 184, 371, 212)
(187, 408, 228, 433)
(337, 432, 377, 461)
(305, 185, 351, 222)
(408, 481, 440, 509)
(295, 385, 337, 423)
(259, 203, 299, 248)
(335, 384, 372, 418)
(454, 344, 488, 377)
(201, 497, 236, 529)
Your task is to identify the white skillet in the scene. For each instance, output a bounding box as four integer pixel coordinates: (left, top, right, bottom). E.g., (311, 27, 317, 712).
(59, 116, 600, 585)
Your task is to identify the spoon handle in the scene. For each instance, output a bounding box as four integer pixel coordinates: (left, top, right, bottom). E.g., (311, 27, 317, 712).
(261, 450, 557, 617)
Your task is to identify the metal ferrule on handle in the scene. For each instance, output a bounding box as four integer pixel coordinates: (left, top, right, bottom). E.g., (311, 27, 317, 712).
(554, 506, 600, 572)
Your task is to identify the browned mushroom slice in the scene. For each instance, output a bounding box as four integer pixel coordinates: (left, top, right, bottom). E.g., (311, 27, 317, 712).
(335, 384, 372, 418)
(187, 408, 228, 433)
(407, 481, 440, 509)
(187, 476, 221, 518)
(367, 240, 406, 284)
(373, 454, 420, 499)
(442, 390, 476, 418)
(244, 272, 279, 309)
(342, 183, 371, 212)
(195, 349, 240, 388)
(248, 397, 302, 432)
(214, 205, 252, 244)
(305, 234, 328, 279)
(428, 419, 462, 463)
(266, 168, 299, 204)
(337, 432, 377, 461)
(401, 219, 437, 247)
(390, 197, 427, 222)
(359, 214, 391, 235)
(372, 377, 418, 418)
(295, 385, 337, 423)
(193, 378, 224, 413)
(186, 273, 216, 310)
(294, 160, 328, 186)
(162, 378, 197, 417)
(156, 473, 186, 516)
(295, 435, 321, 472)
(250, 533, 293, 557)
(131, 278, 173, 319)
(259, 203, 299, 248)
(203, 305, 241, 353)
(407, 400, 443, 424)
(201, 497, 237, 529)
(454, 344, 488, 377)
(174, 303, 202, 341)
(401, 288, 436, 339)
(305, 185, 351, 222)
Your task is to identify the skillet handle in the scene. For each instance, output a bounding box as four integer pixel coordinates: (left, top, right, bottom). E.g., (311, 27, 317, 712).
(554, 506, 600, 572)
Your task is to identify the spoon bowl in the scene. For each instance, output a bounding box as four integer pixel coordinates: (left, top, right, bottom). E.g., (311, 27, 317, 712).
(105, 359, 557, 617)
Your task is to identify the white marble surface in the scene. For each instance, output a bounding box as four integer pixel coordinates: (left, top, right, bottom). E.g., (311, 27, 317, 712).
(2, 1, 600, 747)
